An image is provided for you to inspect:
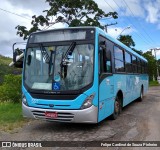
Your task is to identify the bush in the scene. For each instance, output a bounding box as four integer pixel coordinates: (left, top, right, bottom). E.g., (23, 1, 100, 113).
(149, 80, 159, 86)
(0, 74, 22, 103)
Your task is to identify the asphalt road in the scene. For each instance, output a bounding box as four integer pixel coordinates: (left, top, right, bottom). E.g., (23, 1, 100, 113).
(0, 86, 160, 150)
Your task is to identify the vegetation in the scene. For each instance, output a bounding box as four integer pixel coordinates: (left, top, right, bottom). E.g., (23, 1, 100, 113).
(16, 0, 118, 40)
(149, 81, 159, 86)
(0, 55, 21, 85)
(0, 56, 27, 131)
(118, 35, 159, 82)
(0, 74, 22, 103)
(142, 51, 157, 81)
(0, 102, 29, 131)
(118, 35, 135, 48)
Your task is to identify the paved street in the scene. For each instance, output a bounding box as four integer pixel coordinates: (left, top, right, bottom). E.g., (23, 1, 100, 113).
(0, 86, 160, 150)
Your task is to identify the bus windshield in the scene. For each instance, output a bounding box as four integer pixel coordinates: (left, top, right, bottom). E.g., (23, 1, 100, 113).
(24, 43, 94, 91)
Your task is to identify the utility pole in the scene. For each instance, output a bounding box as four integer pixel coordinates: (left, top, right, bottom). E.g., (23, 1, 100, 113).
(151, 48, 160, 82)
(104, 22, 117, 33)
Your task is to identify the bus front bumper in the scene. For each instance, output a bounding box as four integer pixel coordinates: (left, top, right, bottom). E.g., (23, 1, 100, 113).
(22, 103, 98, 123)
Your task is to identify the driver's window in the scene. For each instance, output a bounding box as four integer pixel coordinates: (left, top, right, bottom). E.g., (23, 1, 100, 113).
(99, 35, 112, 74)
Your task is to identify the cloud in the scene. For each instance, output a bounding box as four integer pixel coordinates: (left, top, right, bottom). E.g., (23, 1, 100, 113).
(0, 0, 159, 57)
(95, 0, 145, 18)
(145, 1, 160, 24)
(156, 50, 160, 58)
(6, 0, 49, 16)
(0, 0, 33, 57)
(107, 26, 134, 38)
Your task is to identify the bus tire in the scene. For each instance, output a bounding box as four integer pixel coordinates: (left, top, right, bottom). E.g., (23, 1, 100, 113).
(110, 96, 121, 120)
(138, 87, 143, 102)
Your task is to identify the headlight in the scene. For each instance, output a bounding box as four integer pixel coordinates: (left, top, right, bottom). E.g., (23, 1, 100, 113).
(22, 95, 28, 106)
(81, 93, 95, 109)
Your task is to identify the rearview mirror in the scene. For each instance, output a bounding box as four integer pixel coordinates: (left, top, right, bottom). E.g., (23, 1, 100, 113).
(11, 42, 26, 68)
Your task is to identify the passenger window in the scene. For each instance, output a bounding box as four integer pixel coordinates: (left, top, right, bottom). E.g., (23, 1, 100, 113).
(125, 52, 132, 73)
(114, 46, 124, 61)
(114, 46, 125, 72)
(137, 59, 142, 73)
(115, 60, 125, 72)
(132, 56, 137, 73)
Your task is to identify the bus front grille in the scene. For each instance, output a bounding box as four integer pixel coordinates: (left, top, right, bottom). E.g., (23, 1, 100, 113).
(32, 110, 74, 122)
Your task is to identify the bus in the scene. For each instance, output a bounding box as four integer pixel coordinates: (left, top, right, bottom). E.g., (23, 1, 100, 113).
(13, 27, 148, 123)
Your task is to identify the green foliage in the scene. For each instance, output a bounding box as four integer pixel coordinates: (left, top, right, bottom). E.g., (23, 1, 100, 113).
(0, 55, 12, 64)
(132, 48, 143, 55)
(0, 55, 13, 84)
(0, 55, 21, 84)
(0, 74, 22, 103)
(0, 102, 29, 131)
(16, 0, 118, 40)
(142, 51, 157, 81)
(149, 81, 159, 86)
(118, 35, 135, 48)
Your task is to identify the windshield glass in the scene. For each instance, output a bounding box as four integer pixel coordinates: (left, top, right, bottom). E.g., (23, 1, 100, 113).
(24, 43, 94, 91)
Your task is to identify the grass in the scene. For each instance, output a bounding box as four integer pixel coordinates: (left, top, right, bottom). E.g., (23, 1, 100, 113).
(0, 55, 12, 65)
(0, 102, 29, 131)
(149, 81, 160, 86)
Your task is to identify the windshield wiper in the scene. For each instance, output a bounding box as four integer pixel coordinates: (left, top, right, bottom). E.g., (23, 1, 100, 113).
(40, 44, 50, 63)
(60, 42, 76, 66)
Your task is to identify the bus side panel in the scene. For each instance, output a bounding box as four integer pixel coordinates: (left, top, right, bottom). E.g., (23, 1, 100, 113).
(98, 73, 149, 122)
(113, 74, 140, 107)
(124, 75, 135, 106)
(124, 74, 142, 106)
(113, 74, 127, 106)
(114, 74, 149, 108)
(141, 74, 149, 95)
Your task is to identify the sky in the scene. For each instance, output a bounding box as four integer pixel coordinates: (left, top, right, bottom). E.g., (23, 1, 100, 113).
(0, 0, 160, 59)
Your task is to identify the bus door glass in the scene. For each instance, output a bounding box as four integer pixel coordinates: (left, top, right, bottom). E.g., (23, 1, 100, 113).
(98, 36, 114, 121)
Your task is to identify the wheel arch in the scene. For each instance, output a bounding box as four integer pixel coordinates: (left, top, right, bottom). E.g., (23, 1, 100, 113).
(116, 90, 123, 107)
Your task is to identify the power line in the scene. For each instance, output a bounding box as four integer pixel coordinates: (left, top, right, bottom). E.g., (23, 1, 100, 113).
(122, 0, 156, 45)
(103, 0, 115, 12)
(112, 0, 153, 48)
(0, 8, 31, 20)
(102, 0, 153, 50)
(0, 7, 56, 30)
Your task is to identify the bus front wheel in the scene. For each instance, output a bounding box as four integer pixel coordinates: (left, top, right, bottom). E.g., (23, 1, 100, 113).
(110, 96, 122, 120)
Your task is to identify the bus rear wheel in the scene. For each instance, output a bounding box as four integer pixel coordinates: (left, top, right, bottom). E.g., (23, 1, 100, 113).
(110, 96, 122, 120)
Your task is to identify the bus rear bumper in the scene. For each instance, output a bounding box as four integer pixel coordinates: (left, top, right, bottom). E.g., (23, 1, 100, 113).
(22, 103, 98, 123)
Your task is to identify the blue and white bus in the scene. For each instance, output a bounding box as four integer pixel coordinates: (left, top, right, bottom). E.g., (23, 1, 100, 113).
(14, 27, 148, 123)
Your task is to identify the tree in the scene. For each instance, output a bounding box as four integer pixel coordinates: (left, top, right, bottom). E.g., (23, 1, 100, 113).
(132, 48, 143, 55)
(118, 34, 142, 55)
(142, 51, 157, 81)
(118, 35, 135, 48)
(0, 74, 21, 103)
(157, 59, 160, 77)
(16, 0, 118, 40)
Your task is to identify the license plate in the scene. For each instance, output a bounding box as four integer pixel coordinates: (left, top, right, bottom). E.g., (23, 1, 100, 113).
(45, 112, 58, 118)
